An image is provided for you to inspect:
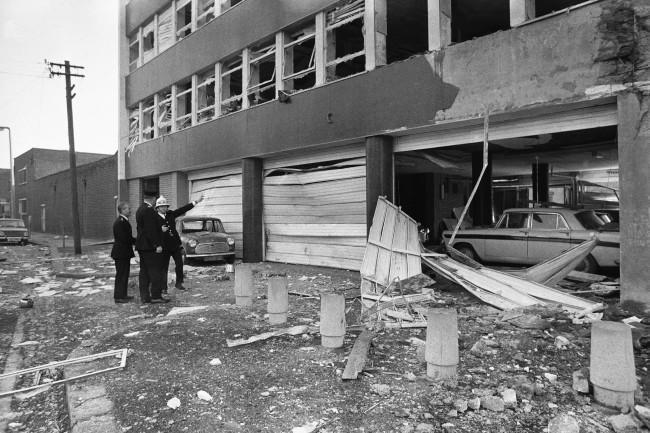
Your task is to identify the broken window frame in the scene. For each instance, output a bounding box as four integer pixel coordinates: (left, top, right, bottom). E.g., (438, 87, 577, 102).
(142, 20, 156, 63)
(128, 33, 140, 72)
(157, 5, 174, 54)
(157, 88, 172, 136)
(247, 40, 277, 106)
(197, 68, 216, 123)
(175, 80, 193, 131)
(325, 0, 366, 83)
(282, 22, 317, 91)
(142, 97, 156, 140)
(128, 107, 141, 146)
(220, 56, 243, 115)
(176, 0, 194, 41)
(197, 0, 216, 28)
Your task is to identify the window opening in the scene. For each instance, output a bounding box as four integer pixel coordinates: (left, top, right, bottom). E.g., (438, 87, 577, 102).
(283, 21, 316, 91)
(197, 0, 216, 28)
(197, 69, 216, 123)
(386, 0, 428, 63)
(128, 34, 139, 71)
(325, 0, 365, 82)
(535, 0, 591, 17)
(451, 0, 510, 43)
(142, 21, 155, 63)
(221, 0, 243, 10)
(220, 56, 243, 114)
(18, 168, 27, 185)
(158, 88, 172, 136)
(142, 98, 155, 140)
(158, 6, 174, 53)
(531, 213, 557, 230)
(18, 198, 27, 215)
(128, 108, 140, 146)
(175, 80, 193, 131)
(176, 0, 193, 41)
(247, 40, 276, 106)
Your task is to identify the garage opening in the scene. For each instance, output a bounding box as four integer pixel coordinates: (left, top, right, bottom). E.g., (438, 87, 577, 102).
(386, 0, 428, 63)
(451, 0, 510, 43)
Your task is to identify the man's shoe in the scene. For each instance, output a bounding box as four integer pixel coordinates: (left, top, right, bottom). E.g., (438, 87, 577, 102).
(114, 298, 130, 304)
(151, 298, 170, 304)
(175, 285, 187, 291)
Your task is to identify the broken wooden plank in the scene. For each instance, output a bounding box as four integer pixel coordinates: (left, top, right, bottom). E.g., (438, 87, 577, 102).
(383, 310, 415, 322)
(226, 325, 310, 347)
(342, 329, 374, 380)
(566, 270, 607, 283)
(383, 321, 428, 329)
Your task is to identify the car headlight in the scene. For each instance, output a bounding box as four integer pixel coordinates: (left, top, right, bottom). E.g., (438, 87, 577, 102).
(227, 237, 235, 245)
(188, 239, 198, 248)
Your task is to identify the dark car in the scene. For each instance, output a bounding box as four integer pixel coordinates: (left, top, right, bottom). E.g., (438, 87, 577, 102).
(176, 216, 235, 263)
(0, 218, 30, 245)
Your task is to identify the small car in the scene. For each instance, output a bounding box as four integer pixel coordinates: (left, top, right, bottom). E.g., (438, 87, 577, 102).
(0, 218, 30, 245)
(442, 208, 620, 273)
(176, 216, 235, 263)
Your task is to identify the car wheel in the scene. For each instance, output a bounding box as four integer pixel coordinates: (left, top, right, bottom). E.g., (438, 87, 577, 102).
(576, 254, 598, 274)
(455, 244, 478, 261)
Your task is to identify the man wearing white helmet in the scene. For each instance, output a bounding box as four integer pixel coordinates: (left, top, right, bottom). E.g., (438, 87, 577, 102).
(155, 194, 203, 294)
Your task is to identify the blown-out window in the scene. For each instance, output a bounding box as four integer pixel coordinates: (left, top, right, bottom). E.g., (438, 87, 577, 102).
(142, 97, 155, 140)
(176, 0, 193, 41)
(197, 69, 216, 123)
(158, 6, 174, 53)
(157, 88, 172, 136)
(128, 108, 140, 145)
(128, 34, 139, 71)
(221, 56, 243, 114)
(197, 0, 216, 28)
(247, 40, 276, 106)
(175, 80, 193, 131)
(325, 0, 365, 82)
(283, 21, 316, 92)
(142, 21, 155, 63)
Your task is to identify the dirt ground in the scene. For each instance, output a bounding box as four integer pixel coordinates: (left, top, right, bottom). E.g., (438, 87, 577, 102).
(0, 241, 649, 433)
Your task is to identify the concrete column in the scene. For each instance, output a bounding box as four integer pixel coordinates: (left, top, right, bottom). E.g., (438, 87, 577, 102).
(365, 135, 393, 230)
(242, 157, 263, 263)
(320, 294, 345, 348)
(427, 0, 451, 51)
(531, 161, 549, 204)
(618, 92, 650, 306)
(170, 172, 189, 208)
(509, 0, 535, 27)
(470, 150, 493, 226)
(364, 0, 387, 71)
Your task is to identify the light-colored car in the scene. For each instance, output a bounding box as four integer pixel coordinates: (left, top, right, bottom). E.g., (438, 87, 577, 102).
(442, 208, 619, 273)
(176, 216, 235, 263)
(0, 218, 30, 245)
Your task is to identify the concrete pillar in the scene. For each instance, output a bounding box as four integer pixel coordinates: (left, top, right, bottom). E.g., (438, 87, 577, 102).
(531, 162, 549, 204)
(242, 157, 263, 263)
(427, 0, 451, 51)
(509, 0, 535, 27)
(169, 171, 189, 208)
(425, 308, 458, 380)
(618, 92, 650, 306)
(234, 263, 253, 307)
(590, 321, 636, 410)
(320, 294, 345, 348)
(364, 0, 387, 71)
(267, 276, 288, 325)
(366, 135, 393, 231)
(470, 150, 493, 226)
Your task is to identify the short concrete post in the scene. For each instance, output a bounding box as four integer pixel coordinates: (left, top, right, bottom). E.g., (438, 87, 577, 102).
(425, 308, 459, 380)
(267, 276, 288, 325)
(590, 321, 636, 410)
(234, 263, 253, 307)
(320, 294, 346, 348)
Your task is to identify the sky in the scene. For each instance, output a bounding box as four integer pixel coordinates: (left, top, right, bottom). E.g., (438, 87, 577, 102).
(0, 0, 118, 169)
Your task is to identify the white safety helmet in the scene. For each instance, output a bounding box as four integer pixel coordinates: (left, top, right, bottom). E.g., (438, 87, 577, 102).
(155, 196, 169, 208)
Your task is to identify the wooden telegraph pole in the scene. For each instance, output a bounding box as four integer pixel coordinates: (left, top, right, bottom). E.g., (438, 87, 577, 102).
(48, 60, 85, 255)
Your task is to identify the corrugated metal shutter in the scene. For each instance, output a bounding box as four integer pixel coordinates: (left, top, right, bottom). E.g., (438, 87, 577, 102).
(187, 174, 243, 258)
(263, 161, 367, 270)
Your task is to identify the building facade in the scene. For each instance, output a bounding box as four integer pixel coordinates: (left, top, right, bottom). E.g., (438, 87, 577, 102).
(119, 0, 650, 303)
(14, 149, 113, 237)
(0, 169, 10, 217)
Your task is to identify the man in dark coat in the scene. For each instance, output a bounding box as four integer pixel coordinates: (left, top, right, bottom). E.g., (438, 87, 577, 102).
(154, 195, 203, 292)
(111, 202, 136, 303)
(135, 193, 167, 303)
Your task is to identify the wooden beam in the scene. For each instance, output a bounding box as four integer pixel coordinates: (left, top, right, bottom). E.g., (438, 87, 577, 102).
(427, 0, 451, 51)
(342, 329, 374, 380)
(510, 0, 535, 27)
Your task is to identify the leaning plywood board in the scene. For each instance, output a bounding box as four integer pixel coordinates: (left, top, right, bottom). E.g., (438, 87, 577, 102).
(342, 329, 375, 380)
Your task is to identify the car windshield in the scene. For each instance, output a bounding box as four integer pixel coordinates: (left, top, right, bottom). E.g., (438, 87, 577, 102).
(575, 211, 605, 230)
(0, 220, 25, 228)
(181, 220, 224, 233)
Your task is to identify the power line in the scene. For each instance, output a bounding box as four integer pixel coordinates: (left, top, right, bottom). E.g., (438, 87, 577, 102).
(0, 71, 50, 79)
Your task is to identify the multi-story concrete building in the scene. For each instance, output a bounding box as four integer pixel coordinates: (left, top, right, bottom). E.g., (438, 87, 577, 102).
(118, 0, 650, 303)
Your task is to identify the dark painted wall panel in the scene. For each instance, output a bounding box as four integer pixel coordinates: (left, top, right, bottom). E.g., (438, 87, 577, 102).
(126, 57, 455, 178)
(127, 0, 337, 105)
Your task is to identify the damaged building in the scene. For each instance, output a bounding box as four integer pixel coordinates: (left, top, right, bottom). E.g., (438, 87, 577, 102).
(119, 0, 650, 304)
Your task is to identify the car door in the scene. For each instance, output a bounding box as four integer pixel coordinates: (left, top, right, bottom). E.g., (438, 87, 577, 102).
(483, 211, 530, 263)
(526, 212, 571, 263)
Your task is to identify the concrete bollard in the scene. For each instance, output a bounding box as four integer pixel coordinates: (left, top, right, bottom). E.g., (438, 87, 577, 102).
(234, 263, 253, 307)
(425, 308, 459, 380)
(590, 321, 636, 410)
(267, 276, 288, 325)
(320, 294, 346, 348)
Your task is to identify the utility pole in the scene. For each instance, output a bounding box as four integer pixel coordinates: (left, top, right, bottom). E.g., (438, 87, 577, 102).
(48, 60, 85, 255)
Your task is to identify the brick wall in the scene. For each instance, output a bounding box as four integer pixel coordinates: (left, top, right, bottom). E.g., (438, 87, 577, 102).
(30, 154, 118, 239)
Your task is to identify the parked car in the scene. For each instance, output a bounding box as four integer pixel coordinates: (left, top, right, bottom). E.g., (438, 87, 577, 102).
(441, 208, 619, 273)
(0, 218, 30, 245)
(176, 216, 235, 263)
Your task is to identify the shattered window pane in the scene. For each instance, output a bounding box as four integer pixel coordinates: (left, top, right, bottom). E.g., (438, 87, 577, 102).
(158, 88, 172, 136)
(176, 0, 193, 41)
(247, 40, 276, 106)
(176, 81, 193, 131)
(283, 22, 316, 92)
(128, 108, 140, 146)
(197, 69, 216, 123)
(197, 0, 215, 28)
(142, 21, 155, 63)
(325, 0, 365, 82)
(158, 6, 174, 53)
(221, 56, 242, 115)
(142, 98, 155, 140)
(129, 34, 139, 72)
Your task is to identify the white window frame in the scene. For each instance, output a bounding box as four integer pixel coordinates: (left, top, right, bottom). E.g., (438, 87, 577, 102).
(142, 97, 156, 140)
(157, 88, 173, 136)
(324, 0, 366, 82)
(196, 68, 216, 123)
(282, 23, 317, 89)
(220, 56, 244, 114)
(176, 0, 193, 41)
(175, 80, 193, 131)
(197, 0, 216, 28)
(246, 41, 276, 106)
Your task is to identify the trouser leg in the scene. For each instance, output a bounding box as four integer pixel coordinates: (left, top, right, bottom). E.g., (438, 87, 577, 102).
(114, 259, 130, 299)
(139, 252, 153, 302)
(172, 249, 184, 286)
(149, 252, 166, 299)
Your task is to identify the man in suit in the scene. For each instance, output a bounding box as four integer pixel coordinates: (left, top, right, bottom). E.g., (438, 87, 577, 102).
(111, 202, 136, 303)
(154, 195, 203, 292)
(135, 192, 167, 303)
